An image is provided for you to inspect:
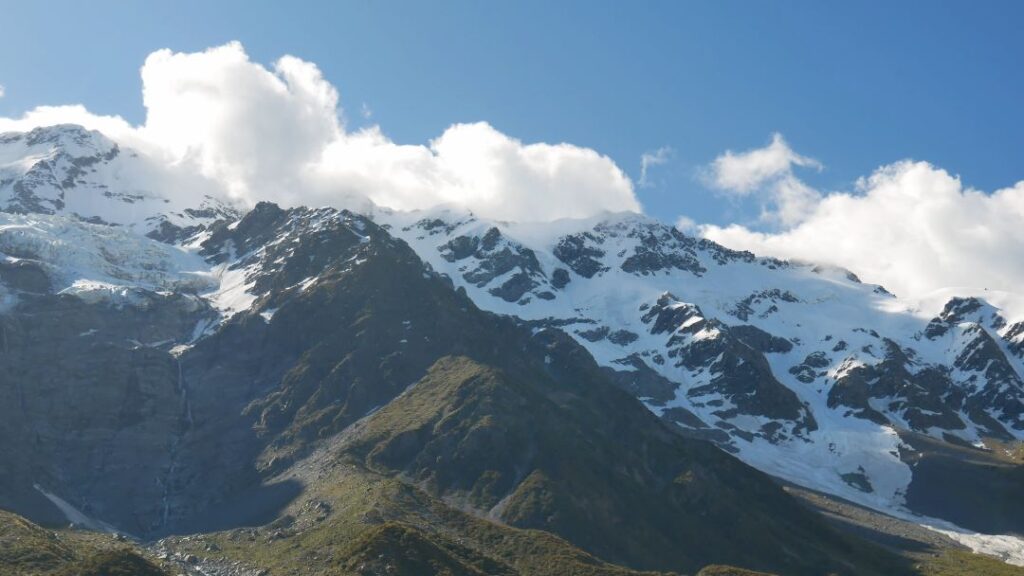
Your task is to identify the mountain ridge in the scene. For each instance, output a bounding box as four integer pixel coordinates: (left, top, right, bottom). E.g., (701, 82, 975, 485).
(2, 123, 1023, 572)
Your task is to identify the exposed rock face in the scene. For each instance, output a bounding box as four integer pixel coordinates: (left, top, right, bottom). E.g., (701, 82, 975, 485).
(0, 258, 51, 293)
(602, 353, 678, 405)
(553, 232, 608, 278)
(788, 351, 830, 383)
(954, 325, 1024, 434)
(730, 324, 793, 354)
(924, 297, 997, 339)
(439, 227, 552, 303)
(828, 339, 966, 430)
(0, 292, 211, 533)
(1004, 321, 1024, 358)
(641, 293, 816, 440)
(619, 226, 707, 276)
(729, 289, 800, 322)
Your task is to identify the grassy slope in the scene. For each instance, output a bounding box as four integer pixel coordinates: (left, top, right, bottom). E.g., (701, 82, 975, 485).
(917, 550, 1024, 576)
(160, 432, 1024, 576)
(0, 509, 167, 576)
(5, 505, 1023, 576)
(168, 463, 669, 576)
(168, 353, 904, 576)
(342, 352, 910, 576)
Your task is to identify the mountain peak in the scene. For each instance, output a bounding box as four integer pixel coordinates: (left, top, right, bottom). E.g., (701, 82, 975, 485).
(0, 123, 236, 235)
(20, 123, 117, 154)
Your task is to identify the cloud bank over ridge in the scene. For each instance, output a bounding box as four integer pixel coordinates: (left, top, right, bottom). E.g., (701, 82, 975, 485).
(3, 41, 1024, 304)
(0, 42, 639, 222)
(699, 136, 1024, 302)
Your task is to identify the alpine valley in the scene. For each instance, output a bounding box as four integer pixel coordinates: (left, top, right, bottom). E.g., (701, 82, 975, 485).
(2, 125, 1024, 576)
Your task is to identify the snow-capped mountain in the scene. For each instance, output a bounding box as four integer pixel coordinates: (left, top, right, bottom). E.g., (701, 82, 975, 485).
(3, 124, 1024, 567)
(379, 208, 1024, 521)
(0, 125, 236, 237)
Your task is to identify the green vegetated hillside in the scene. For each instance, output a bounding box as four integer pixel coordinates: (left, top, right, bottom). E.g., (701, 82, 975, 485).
(0, 509, 167, 576)
(917, 550, 1024, 576)
(6, 504, 1024, 576)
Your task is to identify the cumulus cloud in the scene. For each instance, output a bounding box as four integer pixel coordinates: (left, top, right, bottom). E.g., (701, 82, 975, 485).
(301, 121, 638, 221)
(705, 133, 822, 226)
(134, 44, 343, 201)
(0, 42, 640, 222)
(674, 215, 697, 232)
(700, 159, 1024, 300)
(708, 133, 820, 193)
(639, 146, 672, 188)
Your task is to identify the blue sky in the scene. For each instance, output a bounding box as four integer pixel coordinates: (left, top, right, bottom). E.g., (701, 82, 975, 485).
(1, 0, 1022, 229)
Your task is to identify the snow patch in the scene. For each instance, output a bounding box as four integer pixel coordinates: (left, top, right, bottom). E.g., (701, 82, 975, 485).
(33, 484, 124, 535)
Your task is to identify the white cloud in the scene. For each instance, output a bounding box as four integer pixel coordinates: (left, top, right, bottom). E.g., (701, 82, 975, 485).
(639, 146, 672, 188)
(0, 42, 640, 222)
(135, 43, 344, 202)
(674, 215, 697, 232)
(705, 133, 822, 226)
(360, 102, 372, 119)
(708, 133, 821, 193)
(0, 104, 147, 149)
(0, 85, 5, 98)
(288, 120, 638, 221)
(700, 159, 1024, 300)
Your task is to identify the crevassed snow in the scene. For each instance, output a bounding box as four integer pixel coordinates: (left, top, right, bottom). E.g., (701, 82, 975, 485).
(0, 212, 216, 297)
(0, 208, 262, 325)
(0, 208, 276, 321)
